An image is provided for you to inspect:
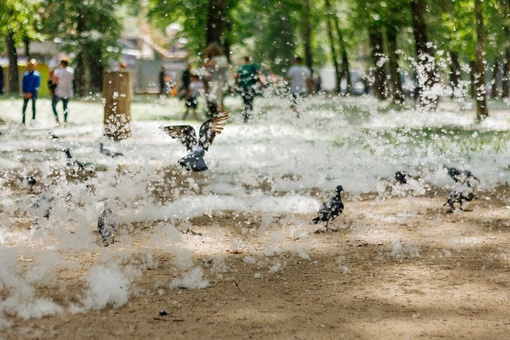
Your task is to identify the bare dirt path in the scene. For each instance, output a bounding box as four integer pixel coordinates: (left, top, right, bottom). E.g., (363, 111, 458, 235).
(2, 187, 510, 339)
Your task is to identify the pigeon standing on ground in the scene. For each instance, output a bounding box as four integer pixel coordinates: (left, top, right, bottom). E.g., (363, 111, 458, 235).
(311, 185, 344, 230)
(443, 166, 479, 211)
(18, 175, 37, 191)
(64, 148, 85, 173)
(161, 111, 230, 172)
(443, 187, 475, 210)
(394, 171, 412, 184)
(64, 148, 95, 176)
(97, 204, 116, 246)
(100, 143, 124, 158)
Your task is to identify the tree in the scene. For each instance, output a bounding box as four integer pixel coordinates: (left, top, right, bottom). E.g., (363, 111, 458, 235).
(474, 0, 488, 121)
(41, 0, 124, 95)
(410, 0, 438, 109)
(0, 0, 40, 94)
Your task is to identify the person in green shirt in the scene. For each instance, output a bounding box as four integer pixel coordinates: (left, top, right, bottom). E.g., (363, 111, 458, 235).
(235, 56, 262, 123)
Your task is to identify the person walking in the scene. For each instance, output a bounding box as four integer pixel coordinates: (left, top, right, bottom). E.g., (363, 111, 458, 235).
(286, 56, 314, 118)
(179, 63, 192, 100)
(51, 58, 74, 126)
(21, 59, 41, 126)
(235, 56, 262, 123)
(182, 73, 205, 120)
(203, 43, 229, 116)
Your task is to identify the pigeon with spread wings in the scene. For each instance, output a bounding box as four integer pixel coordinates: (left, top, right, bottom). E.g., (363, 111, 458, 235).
(161, 111, 230, 172)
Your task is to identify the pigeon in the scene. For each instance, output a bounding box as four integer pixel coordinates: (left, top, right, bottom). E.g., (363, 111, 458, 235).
(97, 204, 116, 246)
(161, 111, 230, 172)
(445, 166, 479, 187)
(100, 143, 124, 158)
(48, 132, 59, 140)
(394, 171, 412, 184)
(18, 175, 37, 190)
(64, 149, 95, 176)
(312, 185, 344, 230)
(443, 187, 474, 211)
(64, 148, 85, 173)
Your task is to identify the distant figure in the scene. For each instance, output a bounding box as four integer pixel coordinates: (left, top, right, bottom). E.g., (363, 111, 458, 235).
(52, 57, 74, 126)
(183, 73, 205, 120)
(159, 66, 168, 95)
(0, 66, 4, 94)
(119, 61, 128, 71)
(21, 59, 41, 126)
(286, 56, 314, 117)
(235, 56, 262, 123)
(179, 63, 192, 99)
(203, 43, 229, 116)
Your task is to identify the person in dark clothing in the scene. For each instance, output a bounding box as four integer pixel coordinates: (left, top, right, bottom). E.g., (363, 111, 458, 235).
(179, 63, 192, 100)
(0, 66, 4, 95)
(22, 59, 41, 126)
(235, 56, 262, 122)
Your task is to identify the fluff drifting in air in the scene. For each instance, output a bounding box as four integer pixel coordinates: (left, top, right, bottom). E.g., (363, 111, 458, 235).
(161, 111, 230, 172)
(312, 185, 344, 230)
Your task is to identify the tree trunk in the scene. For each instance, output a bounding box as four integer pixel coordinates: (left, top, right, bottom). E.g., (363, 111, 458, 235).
(325, 0, 341, 94)
(502, 0, 510, 98)
(206, 0, 226, 45)
(386, 25, 404, 104)
(74, 52, 87, 98)
(24, 37, 31, 60)
(410, 0, 437, 109)
(493, 57, 500, 98)
(474, 0, 488, 121)
(333, 8, 351, 95)
(6, 31, 19, 95)
(368, 28, 387, 100)
(503, 51, 510, 98)
(303, 0, 314, 75)
(88, 47, 104, 93)
(449, 51, 461, 97)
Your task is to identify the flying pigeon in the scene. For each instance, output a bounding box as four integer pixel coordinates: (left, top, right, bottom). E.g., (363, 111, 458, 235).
(445, 166, 479, 187)
(443, 187, 474, 211)
(100, 143, 124, 158)
(312, 185, 344, 230)
(161, 111, 230, 172)
(97, 204, 116, 246)
(394, 171, 412, 184)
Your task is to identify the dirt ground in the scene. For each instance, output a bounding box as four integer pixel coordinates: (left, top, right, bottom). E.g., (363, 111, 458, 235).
(2, 185, 510, 340)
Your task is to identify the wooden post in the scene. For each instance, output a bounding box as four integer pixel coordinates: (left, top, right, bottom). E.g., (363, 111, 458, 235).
(102, 71, 131, 140)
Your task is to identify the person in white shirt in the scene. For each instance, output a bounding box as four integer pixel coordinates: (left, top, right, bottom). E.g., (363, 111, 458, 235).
(51, 58, 74, 126)
(286, 56, 314, 117)
(203, 43, 229, 116)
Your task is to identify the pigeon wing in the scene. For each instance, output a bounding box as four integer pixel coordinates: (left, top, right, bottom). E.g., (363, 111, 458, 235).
(198, 111, 230, 151)
(162, 125, 198, 152)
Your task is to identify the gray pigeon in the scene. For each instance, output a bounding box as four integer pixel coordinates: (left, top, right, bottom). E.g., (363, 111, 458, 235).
(100, 143, 124, 158)
(443, 187, 474, 211)
(445, 166, 479, 187)
(394, 171, 412, 184)
(161, 111, 230, 172)
(312, 185, 344, 230)
(64, 148, 85, 173)
(98, 205, 116, 246)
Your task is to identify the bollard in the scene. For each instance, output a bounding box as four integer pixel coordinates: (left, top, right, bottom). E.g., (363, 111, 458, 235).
(102, 71, 131, 140)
